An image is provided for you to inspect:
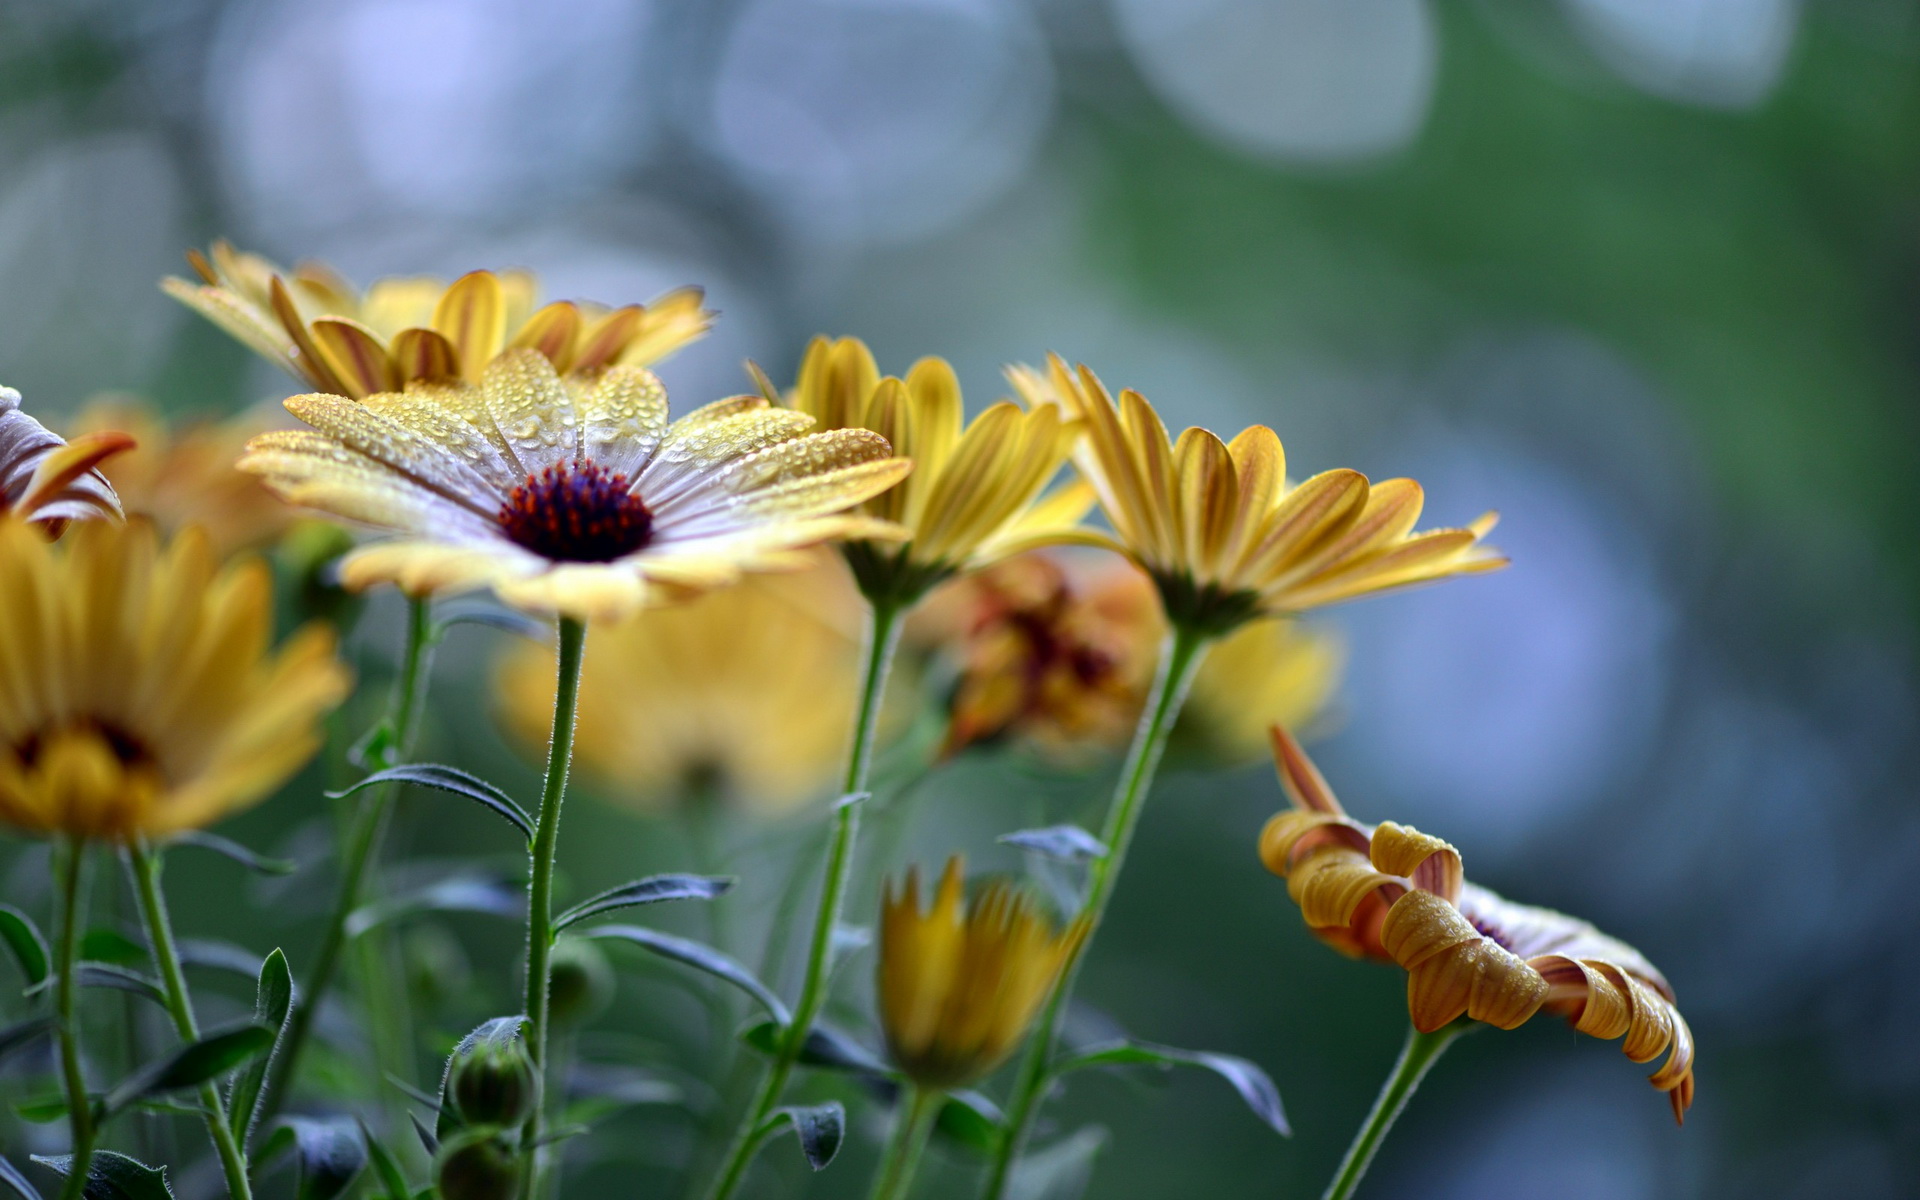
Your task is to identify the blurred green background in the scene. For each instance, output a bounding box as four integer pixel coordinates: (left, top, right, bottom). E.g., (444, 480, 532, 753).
(1, 0, 1917, 1196)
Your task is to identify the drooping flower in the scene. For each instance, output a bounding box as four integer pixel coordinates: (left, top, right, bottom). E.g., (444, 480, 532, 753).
(763, 337, 1091, 604)
(494, 555, 863, 814)
(70, 396, 298, 557)
(1258, 727, 1696, 1122)
(238, 349, 912, 622)
(1010, 356, 1505, 634)
(914, 552, 1340, 763)
(0, 519, 350, 841)
(0, 386, 129, 534)
(165, 241, 713, 399)
(878, 857, 1088, 1090)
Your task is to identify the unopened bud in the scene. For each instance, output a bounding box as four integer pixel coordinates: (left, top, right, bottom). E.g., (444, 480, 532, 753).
(434, 1129, 522, 1200)
(446, 1023, 537, 1130)
(547, 937, 613, 1027)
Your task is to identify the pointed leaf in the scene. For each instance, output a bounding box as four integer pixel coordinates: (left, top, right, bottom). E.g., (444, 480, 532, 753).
(0, 905, 49, 986)
(227, 949, 293, 1147)
(346, 875, 523, 938)
(760, 1102, 844, 1171)
(583, 926, 789, 1025)
(22, 963, 167, 1009)
(1052, 1040, 1287, 1135)
(553, 875, 733, 932)
(999, 825, 1108, 863)
(264, 1117, 366, 1200)
(30, 1151, 173, 1199)
(738, 1020, 888, 1077)
(170, 831, 296, 876)
(329, 765, 533, 841)
(78, 930, 144, 966)
(936, 1090, 1006, 1155)
(408, 1111, 438, 1157)
(103, 1023, 275, 1118)
(0, 1157, 40, 1200)
(358, 1121, 411, 1200)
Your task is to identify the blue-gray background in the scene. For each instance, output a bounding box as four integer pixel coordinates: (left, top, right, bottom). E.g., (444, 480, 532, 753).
(1, 1, 1916, 1197)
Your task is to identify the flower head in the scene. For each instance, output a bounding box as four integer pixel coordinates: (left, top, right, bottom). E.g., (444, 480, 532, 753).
(878, 857, 1088, 1090)
(238, 349, 912, 622)
(70, 396, 298, 557)
(1011, 356, 1504, 633)
(916, 552, 1339, 763)
(766, 337, 1091, 603)
(0, 519, 350, 841)
(494, 556, 862, 814)
(1258, 726, 1695, 1122)
(1, 386, 129, 534)
(165, 241, 713, 399)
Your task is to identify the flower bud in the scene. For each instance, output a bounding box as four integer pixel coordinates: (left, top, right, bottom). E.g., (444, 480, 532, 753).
(434, 1129, 522, 1200)
(446, 1026, 537, 1130)
(547, 937, 614, 1027)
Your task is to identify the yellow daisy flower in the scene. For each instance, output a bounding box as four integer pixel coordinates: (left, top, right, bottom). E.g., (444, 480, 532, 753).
(764, 337, 1092, 604)
(1259, 726, 1696, 1122)
(493, 556, 862, 815)
(0, 519, 350, 841)
(1010, 356, 1505, 634)
(1, 386, 129, 534)
(878, 856, 1089, 1090)
(70, 396, 299, 557)
(238, 349, 912, 623)
(164, 240, 714, 399)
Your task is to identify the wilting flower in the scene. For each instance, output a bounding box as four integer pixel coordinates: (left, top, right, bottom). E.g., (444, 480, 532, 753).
(1258, 727, 1695, 1122)
(70, 396, 297, 557)
(917, 553, 1339, 763)
(0, 386, 129, 533)
(495, 556, 862, 814)
(766, 337, 1091, 603)
(238, 349, 912, 622)
(0, 519, 350, 841)
(1010, 357, 1504, 634)
(878, 857, 1088, 1090)
(165, 240, 712, 399)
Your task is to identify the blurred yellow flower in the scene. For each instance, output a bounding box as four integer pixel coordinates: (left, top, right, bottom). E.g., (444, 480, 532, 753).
(494, 557, 863, 815)
(1258, 727, 1696, 1122)
(0, 386, 128, 534)
(915, 552, 1339, 764)
(238, 349, 911, 622)
(1010, 357, 1505, 633)
(766, 337, 1091, 603)
(0, 519, 350, 841)
(164, 240, 713, 399)
(878, 857, 1088, 1090)
(70, 396, 298, 557)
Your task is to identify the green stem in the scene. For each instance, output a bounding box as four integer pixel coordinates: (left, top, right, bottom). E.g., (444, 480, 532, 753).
(521, 616, 588, 1197)
(702, 598, 905, 1200)
(1321, 1023, 1468, 1200)
(126, 842, 253, 1199)
(981, 623, 1211, 1200)
(263, 596, 434, 1125)
(868, 1086, 941, 1200)
(53, 838, 94, 1200)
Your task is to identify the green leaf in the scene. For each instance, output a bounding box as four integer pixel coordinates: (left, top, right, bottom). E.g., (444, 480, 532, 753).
(328, 764, 533, 841)
(102, 1023, 275, 1119)
(0, 905, 49, 987)
(552, 874, 733, 932)
(13, 1094, 67, 1123)
(936, 1091, 1006, 1155)
(0, 1017, 54, 1069)
(346, 875, 522, 938)
(408, 1111, 438, 1158)
(262, 1117, 366, 1200)
(358, 1121, 411, 1200)
(226, 948, 293, 1147)
(1052, 1040, 1287, 1135)
(738, 1020, 888, 1077)
(0, 1157, 40, 1200)
(24, 963, 167, 1010)
(169, 831, 295, 876)
(758, 1101, 844, 1171)
(347, 719, 397, 772)
(78, 930, 145, 966)
(998, 825, 1108, 863)
(583, 925, 790, 1025)
(30, 1151, 174, 1199)
(175, 940, 260, 979)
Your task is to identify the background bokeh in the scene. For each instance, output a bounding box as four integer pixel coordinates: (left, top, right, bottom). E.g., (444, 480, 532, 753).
(2, 0, 1918, 1196)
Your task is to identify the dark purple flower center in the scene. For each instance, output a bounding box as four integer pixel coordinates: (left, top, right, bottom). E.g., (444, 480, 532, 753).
(499, 460, 654, 563)
(1469, 914, 1515, 953)
(14, 718, 154, 769)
